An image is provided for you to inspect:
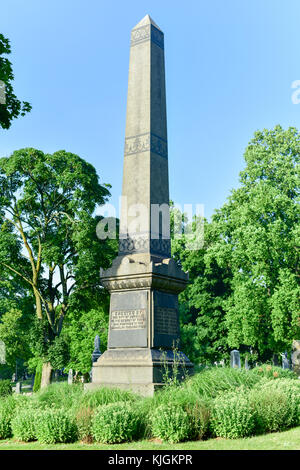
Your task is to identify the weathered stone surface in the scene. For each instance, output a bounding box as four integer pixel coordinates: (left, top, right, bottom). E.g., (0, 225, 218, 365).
(88, 15, 193, 396)
(85, 348, 193, 396)
(230, 350, 241, 369)
(119, 13, 169, 259)
(108, 290, 148, 348)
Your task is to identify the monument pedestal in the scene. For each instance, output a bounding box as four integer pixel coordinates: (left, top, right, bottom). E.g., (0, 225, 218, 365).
(87, 348, 192, 397)
(85, 255, 193, 396)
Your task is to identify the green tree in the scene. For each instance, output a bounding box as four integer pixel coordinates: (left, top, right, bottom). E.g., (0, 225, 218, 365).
(0, 266, 34, 377)
(173, 126, 299, 364)
(64, 292, 109, 376)
(210, 125, 300, 359)
(0, 148, 117, 386)
(0, 34, 31, 129)
(171, 209, 232, 364)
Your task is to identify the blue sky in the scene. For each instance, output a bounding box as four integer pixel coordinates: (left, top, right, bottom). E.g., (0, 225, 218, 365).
(1, 0, 300, 219)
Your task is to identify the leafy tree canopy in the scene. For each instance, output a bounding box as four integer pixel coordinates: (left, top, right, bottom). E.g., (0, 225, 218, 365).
(0, 148, 117, 374)
(174, 126, 300, 363)
(0, 34, 31, 129)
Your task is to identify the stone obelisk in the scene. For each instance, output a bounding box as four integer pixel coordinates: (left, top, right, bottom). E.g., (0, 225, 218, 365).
(88, 15, 193, 396)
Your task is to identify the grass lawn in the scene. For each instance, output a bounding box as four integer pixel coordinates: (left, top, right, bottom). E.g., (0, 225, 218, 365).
(0, 426, 299, 450)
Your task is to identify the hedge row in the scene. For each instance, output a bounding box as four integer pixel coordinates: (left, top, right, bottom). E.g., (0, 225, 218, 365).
(0, 367, 299, 444)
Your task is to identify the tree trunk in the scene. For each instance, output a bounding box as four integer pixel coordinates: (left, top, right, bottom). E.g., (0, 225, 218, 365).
(40, 362, 53, 389)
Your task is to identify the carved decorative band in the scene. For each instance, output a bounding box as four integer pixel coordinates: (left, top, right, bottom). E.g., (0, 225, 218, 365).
(119, 235, 171, 257)
(131, 24, 164, 50)
(124, 132, 168, 158)
(101, 275, 187, 295)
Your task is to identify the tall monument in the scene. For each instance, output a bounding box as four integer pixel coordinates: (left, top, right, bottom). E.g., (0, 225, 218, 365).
(88, 15, 193, 396)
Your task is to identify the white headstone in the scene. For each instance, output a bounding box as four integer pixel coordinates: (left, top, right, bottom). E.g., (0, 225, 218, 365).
(230, 350, 241, 368)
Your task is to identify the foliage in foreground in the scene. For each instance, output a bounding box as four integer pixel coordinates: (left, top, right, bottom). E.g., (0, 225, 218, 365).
(11, 409, 36, 442)
(151, 404, 192, 443)
(211, 388, 256, 438)
(0, 367, 299, 444)
(35, 409, 78, 444)
(0, 405, 12, 439)
(91, 402, 139, 444)
(183, 366, 260, 398)
(249, 379, 300, 433)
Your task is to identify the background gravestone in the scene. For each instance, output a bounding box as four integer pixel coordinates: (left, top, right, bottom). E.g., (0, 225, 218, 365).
(281, 352, 290, 370)
(67, 369, 73, 385)
(0, 340, 5, 364)
(92, 335, 101, 363)
(291, 341, 300, 375)
(230, 350, 241, 368)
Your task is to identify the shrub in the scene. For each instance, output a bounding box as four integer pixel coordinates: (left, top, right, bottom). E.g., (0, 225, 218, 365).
(250, 365, 297, 381)
(35, 382, 83, 410)
(0, 397, 16, 439)
(78, 387, 138, 410)
(130, 398, 154, 440)
(151, 404, 191, 443)
(151, 385, 211, 440)
(75, 406, 94, 443)
(11, 408, 37, 442)
(35, 409, 78, 444)
(0, 379, 12, 397)
(185, 399, 211, 440)
(0, 407, 12, 439)
(211, 389, 256, 438)
(92, 402, 139, 444)
(184, 367, 260, 398)
(249, 379, 300, 433)
(152, 384, 198, 408)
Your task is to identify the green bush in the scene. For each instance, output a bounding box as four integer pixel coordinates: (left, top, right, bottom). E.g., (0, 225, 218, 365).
(0, 397, 16, 439)
(151, 386, 211, 440)
(250, 365, 297, 381)
(151, 404, 191, 443)
(35, 382, 83, 410)
(11, 408, 37, 442)
(184, 367, 260, 398)
(249, 379, 300, 433)
(152, 385, 198, 408)
(75, 406, 94, 442)
(35, 409, 78, 444)
(211, 389, 256, 438)
(78, 387, 138, 411)
(0, 379, 12, 397)
(92, 402, 139, 444)
(0, 408, 12, 439)
(185, 399, 211, 440)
